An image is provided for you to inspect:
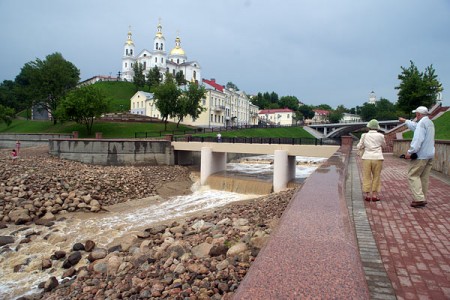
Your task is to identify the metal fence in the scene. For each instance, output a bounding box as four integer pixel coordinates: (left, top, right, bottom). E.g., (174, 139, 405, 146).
(134, 123, 302, 138)
(173, 136, 341, 146)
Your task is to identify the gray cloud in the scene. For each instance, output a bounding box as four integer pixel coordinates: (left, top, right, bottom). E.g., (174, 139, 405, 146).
(1, 0, 449, 109)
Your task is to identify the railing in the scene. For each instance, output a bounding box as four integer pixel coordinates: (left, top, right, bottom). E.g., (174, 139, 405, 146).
(173, 136, 341, 145)
(134, 123, 304, 138)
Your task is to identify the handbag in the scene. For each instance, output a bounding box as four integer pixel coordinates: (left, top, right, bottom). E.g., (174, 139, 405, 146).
(357, 134, 366, 156)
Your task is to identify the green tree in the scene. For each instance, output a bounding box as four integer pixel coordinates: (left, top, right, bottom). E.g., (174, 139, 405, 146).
(146, 66, 162, 91)
(279, 96, 300, 111)
(395, 61, 443, 113)
(15, 52, 80, 124)
(175, 71, 187, 86)
(328, 110, 344, 123)
(0, 104, 15, 126)
(153, 74, 181, 130)
(251, 92, 269, 109)
(184, 82, 206, 122)
(375, 98, 397, 120)
(0, 80, 19, 112)
(55, 85, 109, 135)
(315, 104, 332, 110)
(226, 82, 239, 91)
(132, 62, 146, 91)
(298, 105, 315, 119)
(359, 102, 377, 121)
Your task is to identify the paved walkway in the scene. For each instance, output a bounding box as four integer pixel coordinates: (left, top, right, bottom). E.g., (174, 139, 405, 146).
(351, 153, 450, 300)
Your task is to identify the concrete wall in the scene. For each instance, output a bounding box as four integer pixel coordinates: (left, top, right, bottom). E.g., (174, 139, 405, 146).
(393, 139, 450, 176)
(49, 139, 174, 166)
(0, 133, 73, 149)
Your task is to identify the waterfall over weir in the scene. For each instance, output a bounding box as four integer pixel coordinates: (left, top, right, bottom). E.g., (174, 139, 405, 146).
(206, 172, 274, 195)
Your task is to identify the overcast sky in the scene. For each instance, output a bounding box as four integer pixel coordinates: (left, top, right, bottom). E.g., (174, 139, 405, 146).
(1, 0, 449, 109)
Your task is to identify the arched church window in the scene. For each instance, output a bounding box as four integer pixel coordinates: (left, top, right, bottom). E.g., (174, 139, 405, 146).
(156, 43, 159, 50)
(130, 49, 133, 55)
(155, 57, 157, 63)
(193, 71, 196, 79)
(125, 63, 127, 68)
(126, 49, 129, 55)
(160, 43, 163, 50)
(161, 57, 163, 63)
(143, 62, 146, 69)
(172, 69, 175, 76)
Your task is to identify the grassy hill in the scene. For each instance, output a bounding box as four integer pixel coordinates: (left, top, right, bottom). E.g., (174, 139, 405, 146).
(93, 81, 137, 112)
(402, 111, 450, 140)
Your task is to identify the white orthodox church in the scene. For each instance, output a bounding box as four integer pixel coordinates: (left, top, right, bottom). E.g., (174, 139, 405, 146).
(121, 21, 201, 83)
(124, 20, 259, 128)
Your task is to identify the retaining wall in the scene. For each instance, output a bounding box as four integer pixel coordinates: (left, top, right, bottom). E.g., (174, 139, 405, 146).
(49, 139, 174, 166)
(393, 139, 450, 176)
(0, 133, 73, 149)
(235, 137, 370, 298)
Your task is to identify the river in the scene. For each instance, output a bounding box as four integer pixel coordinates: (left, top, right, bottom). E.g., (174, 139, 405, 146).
(0, 155, 325, 299)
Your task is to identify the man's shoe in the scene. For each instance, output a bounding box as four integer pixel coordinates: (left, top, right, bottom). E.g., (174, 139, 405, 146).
(410, 201, 427, 208)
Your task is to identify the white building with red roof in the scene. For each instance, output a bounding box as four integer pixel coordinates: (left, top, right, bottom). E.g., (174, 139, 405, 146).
(129, 78, 259, 128)
(259, 108, 294, 126)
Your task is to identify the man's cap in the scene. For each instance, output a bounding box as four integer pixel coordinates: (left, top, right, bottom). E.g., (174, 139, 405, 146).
(412, 106, 429, 114)
(367, 119, 380, 130)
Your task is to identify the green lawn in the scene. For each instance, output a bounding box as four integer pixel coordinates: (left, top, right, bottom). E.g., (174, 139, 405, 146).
(195, 127, 314, 138)
(0, 119, 315, 139)
(402, 111, 450, 140)
(0, 119, 195, 138)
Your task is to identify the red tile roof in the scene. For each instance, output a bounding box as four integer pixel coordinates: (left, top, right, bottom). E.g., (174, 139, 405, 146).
(203, 78, 224, 92)
(313, 109, 330, 115)
(259, 108, 293, 114)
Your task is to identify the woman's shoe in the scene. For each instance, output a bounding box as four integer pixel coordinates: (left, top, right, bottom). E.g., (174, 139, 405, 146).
(364, 196, 371, 201)
(372, 197, 381, 202)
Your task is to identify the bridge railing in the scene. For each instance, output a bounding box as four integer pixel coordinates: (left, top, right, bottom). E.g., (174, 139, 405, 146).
(173, 136, 341, 145)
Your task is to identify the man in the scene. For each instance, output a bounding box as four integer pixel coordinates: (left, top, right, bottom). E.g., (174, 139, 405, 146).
(399, 106, 435, 208)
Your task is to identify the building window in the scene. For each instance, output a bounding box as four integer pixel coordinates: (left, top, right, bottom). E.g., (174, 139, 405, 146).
(130, 49, 133, 55)
(161, 57, 164, 63)
(143, 62, 146, 69)
(177, 59, 179, 64)
(156, 43, 159, 50)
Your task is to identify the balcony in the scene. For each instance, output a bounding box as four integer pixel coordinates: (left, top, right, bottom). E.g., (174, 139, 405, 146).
(213, 105, 226, 112)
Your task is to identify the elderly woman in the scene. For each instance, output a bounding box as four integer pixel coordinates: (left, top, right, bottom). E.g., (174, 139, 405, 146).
(357, 119, 386, 202)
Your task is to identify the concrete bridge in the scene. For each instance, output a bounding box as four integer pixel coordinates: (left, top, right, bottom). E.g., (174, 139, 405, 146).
(308, 120, 400, 138)
(172, 141, 339, 192)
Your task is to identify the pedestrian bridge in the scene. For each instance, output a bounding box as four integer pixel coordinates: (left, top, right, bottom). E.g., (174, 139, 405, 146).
(172, 141, 340, 192)
(309, 120, 400, 138)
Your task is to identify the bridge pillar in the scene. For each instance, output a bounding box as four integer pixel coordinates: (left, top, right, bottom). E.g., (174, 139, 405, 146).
(273, 150, 296, 192)
(200, 147, 227, 185)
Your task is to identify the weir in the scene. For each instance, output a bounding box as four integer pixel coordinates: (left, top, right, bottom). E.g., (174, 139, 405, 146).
(174, 142, 340, 192)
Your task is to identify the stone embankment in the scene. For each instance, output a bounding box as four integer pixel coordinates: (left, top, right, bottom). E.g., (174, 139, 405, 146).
(0, 146, 294, 299)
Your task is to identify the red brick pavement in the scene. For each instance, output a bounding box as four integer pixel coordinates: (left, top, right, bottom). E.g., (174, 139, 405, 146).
(357, 154, 450, 300)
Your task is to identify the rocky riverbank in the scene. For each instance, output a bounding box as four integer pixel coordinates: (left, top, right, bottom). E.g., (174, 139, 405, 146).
(0, 147, 295, 299)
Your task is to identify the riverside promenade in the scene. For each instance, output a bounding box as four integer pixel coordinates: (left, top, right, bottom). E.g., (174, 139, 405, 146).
(235, 146, 449, 299)
(352, 153, 450, 299)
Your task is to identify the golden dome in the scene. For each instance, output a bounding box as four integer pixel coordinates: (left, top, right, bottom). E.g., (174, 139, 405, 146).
(170, 36, 186, 56)
(170, 47, 185, 56)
